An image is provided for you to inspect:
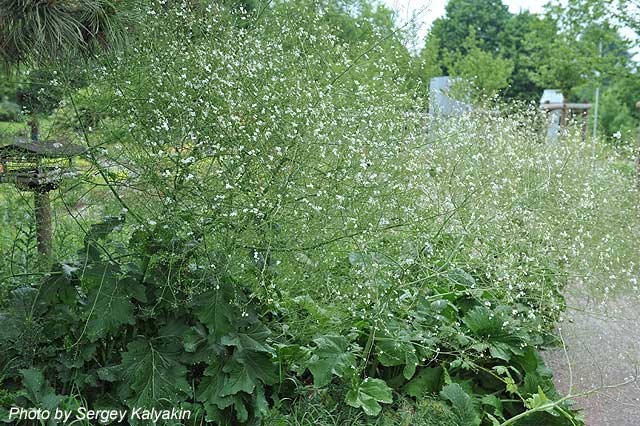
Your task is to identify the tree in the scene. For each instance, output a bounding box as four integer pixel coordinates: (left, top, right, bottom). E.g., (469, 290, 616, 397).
(0, 0, 131, 257)
(617, 0, 640, 35)
(414, 35, 443, 100)
(0, 0, 130, 68)
(425, 0, 545, 102)
(430, 0, 511, 58)
(444, 31, 514, 100)
(500, 11, 543, 101)
(525, 0, 630, 101)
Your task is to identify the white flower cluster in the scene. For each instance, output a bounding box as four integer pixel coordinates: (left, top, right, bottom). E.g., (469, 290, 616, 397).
(86, 1, 639, 325)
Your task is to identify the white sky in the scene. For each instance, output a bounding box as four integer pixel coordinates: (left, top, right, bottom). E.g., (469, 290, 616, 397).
(383, 0, 550, 31)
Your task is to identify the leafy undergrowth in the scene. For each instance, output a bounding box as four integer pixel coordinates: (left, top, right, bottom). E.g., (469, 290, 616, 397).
(0, 215, 582, 425)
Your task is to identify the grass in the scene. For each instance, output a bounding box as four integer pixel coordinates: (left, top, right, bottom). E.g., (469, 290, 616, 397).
(0, 118, 57, 140)
(0, 121, 27, 138)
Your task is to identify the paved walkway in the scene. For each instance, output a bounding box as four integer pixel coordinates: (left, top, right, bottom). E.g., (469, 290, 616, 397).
(543, 288, 640, 425)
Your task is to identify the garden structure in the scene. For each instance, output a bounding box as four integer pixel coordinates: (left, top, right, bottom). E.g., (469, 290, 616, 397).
(540, 101, 592, 143)
(0, 139, 84, 256)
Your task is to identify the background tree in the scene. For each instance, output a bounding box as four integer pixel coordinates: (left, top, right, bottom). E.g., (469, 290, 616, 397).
(429, 0, 511, 56)
(0, 0, 133, 138)
(500, 11, 543, 101)
(444, 31, 514, 100)
(414, 35, 443, 100)
(526, 0, 630, 101)
(423, 0, 543, 102)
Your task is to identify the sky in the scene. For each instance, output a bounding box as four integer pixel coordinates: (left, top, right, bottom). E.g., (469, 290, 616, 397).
(383, 0, 549, 32)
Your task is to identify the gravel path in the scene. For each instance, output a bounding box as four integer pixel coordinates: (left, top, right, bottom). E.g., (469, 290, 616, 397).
(543, 287, 640, 425)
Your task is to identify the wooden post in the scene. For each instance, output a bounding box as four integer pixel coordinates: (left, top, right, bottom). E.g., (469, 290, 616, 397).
(34, 188, 52, 257)
(29, 116, 39, 142)
(581, 109, 589, 143)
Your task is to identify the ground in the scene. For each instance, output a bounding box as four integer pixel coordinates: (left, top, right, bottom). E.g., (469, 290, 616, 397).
(544, 285, 640, 425)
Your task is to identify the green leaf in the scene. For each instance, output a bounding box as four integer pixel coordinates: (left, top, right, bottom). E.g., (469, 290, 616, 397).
(82, 264, 135, 341)
(19, 369, 62, 411)
(440, 383, 481, 426)
(515, 347, 555, 396)
(489, 342, 513, 361)
(118, 338, 190, 409)
(232, 349, 278, 386)
(482, 394, 504, 419)
(83, 215, 125, 260)
(233, 395, 249, 422)
(346, 378, 393, 416)
(96, 366, 119, 382)
(375, 330, 419, 379)
(39, 267, 78, 306)
(446, 268, 475, 287)
(462, 306, 503, 336)
(183, 326, 205, 353)
(463, 306, 525, 362)
(182, 324, 223, 363)
(222, 324, 278, 385)
(193, 282, 236, 338)
(220, 323, 273, 354)
(197, 357, 270, 424)
(197, 362, 235, 413)
(511, 410, 577, 426)
(525, 386, 552, 410)
(0, 287, 38, 341)
(403, 351, 419, 380)
(403, 366, 443, 397)
(307, 335, 356, 387)
(253, 385, 269, 417)
(221, 361, 255, 396)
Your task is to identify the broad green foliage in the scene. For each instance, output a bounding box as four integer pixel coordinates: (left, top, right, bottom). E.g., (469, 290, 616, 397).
(118, 339, 191, 410)
(346, 378, 393, 416)
(525, 0, 631, 100)
(425, 0, 535, 101)
(308, 335, 356, 387)
(440, 383, 480, 426)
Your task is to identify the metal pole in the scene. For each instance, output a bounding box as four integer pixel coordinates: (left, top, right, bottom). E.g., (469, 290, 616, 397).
(592, 40, 602, 165)
(636, 102, 640, 189)
(592, 86, 599, 140)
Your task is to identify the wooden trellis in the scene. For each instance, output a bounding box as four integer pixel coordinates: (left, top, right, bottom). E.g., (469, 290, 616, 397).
(540, 102, 592, 143)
